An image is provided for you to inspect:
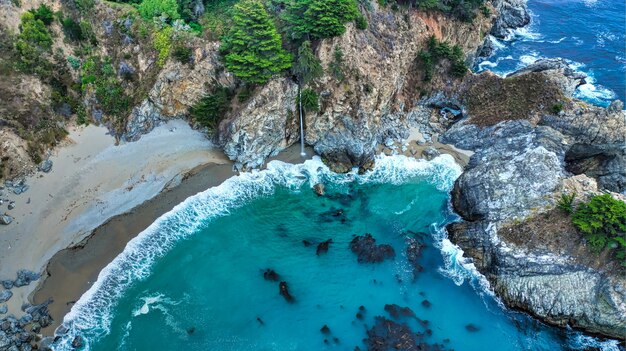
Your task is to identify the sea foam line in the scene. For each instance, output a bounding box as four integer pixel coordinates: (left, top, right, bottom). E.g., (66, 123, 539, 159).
(52, 154, 462, 350)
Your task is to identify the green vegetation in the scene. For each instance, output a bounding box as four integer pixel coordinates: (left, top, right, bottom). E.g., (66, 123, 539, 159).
(557, 193, 576, 214)
(328, 45, 345, 81)
(81, 56, 131, 119)
(355, 13, 368, 30)
(15, 12, 53, 74)
(138, 0, 180, 20)
(551, 102, 564, 114)
(189, 86, 232, 129)
(417, 35, 467, 81)
(298, 88, 319, 112)
(153, 26, 174, 66)
(173, 45, 193, 63)
(283, 0, 359, 40)
(220, 0, 291, 84)
(293, 40, 323, 85)
(393, 0, 487, 22)
(31, 4, 54, 25)
(572, 194, 626, 259)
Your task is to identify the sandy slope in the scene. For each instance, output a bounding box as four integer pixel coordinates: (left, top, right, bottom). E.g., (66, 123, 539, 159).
(0, 120, 229, 314)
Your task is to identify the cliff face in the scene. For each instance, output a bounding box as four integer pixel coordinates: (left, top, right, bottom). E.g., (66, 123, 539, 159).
(215, 5, 492, 170)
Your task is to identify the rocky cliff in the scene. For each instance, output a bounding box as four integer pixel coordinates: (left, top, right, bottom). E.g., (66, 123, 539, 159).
(440, 61, 626, 339)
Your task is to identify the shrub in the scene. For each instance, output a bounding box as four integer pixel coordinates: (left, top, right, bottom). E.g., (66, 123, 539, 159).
(31, 4, 54, 25)
(81, 56, 131, 118)
(138, 0, 180, 20)
(67, 56, 81, 70)
(419, 36, 467, 80)
(189, 87, 232, 129)
(220, 0, 291, 84)
(573, 194, 626, 255)
(173, 45, 192, 64)
(62, 18, 83, 41)
(15, 12, 52, 73)
(557, 193, 576, 214)
(551, 103, 564, 114)
(298, 88, 319, 112)
(355, 13, 368, 30)
(328, 45, 345, 81)
(153, 26, 173, 67)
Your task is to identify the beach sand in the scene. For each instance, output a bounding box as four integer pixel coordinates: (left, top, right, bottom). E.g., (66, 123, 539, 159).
(0, 120, 230, 317)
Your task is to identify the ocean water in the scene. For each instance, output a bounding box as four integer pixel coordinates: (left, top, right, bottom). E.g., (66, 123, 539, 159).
(476, 0, 626, 107)
(53, 156, 620, 351)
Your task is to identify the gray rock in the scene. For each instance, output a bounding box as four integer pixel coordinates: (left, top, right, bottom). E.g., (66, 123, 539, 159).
(123, 100, 162, 142)
(0, 291, 12, 303)
(491, 0, 531, 38)
(0, 215, 12, 225)
(118, 61, 136, 78)
(0, 281, 11, 290)
(421, 147, 440, 161)
(38, 160, 53, 173)
(102, 20, 113, 36)
(0, 331, 11, 349)
(0, 304, 7, 314)
(13, 271, 40, 288)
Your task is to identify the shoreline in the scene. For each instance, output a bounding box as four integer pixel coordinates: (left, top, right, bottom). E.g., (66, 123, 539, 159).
(21, 134, 468, 336)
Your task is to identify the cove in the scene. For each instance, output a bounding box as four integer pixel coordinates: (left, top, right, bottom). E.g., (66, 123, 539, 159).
(53, 156, 619, 350)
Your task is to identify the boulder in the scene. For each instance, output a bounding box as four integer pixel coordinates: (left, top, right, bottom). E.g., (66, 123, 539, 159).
(13, 271, 40, 288)
(0, 291, 12, 303)
(0, 304, 7, 314)
(37, 160, 53, 173)
(491, 0, 531, 38)
(0, 215, 12, 225)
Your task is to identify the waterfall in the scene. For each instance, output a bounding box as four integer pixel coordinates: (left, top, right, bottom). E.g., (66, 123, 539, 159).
(298, 85, 306, 157)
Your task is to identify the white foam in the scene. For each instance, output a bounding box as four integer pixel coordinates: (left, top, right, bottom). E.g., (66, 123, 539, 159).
(52, 154, 462, 350)
(567, 331, 621, 351)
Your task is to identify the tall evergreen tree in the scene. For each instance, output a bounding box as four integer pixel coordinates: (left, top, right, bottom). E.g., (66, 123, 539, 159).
(221, 0, 292, 85)
(284, 0, 359, 40)
(293, 40, 323, 84)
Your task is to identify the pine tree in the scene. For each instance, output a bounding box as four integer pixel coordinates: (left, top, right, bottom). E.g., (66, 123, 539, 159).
(293, 40, 323, 84)
(284, 0, 359, 40)
(221, 0, 292, 85)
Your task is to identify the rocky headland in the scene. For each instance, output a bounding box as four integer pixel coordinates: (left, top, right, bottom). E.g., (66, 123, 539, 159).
(0, 0, 624, 349)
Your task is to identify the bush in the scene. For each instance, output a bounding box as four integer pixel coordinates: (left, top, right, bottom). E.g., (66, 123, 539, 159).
(573, 194, 626, 256)
(173, 45, 192, 64)
(62, 17, 83, 41)
(328, 45, 345, 81)
(551, 102, 564, 114)
(298, 88, 319, 112)
(138, 0, 180, 20)
(81, 56, 131, 118)
(557, 193, 576, 214)
(153, 26, 173, 67)
(31, 4, 54, 25)
(418, 36, 467, 80)
(15, 12, 53, 74)
(355, 14, 368, 30)
(189, 87, 232, 129)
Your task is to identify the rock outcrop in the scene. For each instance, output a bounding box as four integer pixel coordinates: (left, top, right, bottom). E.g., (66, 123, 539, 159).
(441, 64, 626, 339)
(490, 0, 530, 38)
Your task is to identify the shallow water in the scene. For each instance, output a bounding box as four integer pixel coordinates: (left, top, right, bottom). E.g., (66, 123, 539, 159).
(476, 0, 626, 106)
(53, 156, 620, 351)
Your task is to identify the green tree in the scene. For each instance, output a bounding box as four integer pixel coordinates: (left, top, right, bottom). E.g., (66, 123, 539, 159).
(15, 12, 52, 73)
(573, 194, 626, 252)
(293, 40, 322, 84)
(220, 0, 291, 85)
(284, 0, 359, 40)
(138, 0, 180, 20)
(189, 87, 232, 129)
(328, 45, 345, 81)
(31, 4, 54, 25)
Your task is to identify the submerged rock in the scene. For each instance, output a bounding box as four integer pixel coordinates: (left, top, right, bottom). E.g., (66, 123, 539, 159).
(316, 239, 332, 256)
(313, 183, 325, 196)
(263, 269, 280, 282)
(279, 282, 295, 303)
(384, 304, 416, 320)
(350, 234, 395, 263)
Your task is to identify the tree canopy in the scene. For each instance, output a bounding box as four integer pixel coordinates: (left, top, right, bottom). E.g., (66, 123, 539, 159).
(283, 0, 359, 40)
(220, 0, 292, 84)
(138, 0, 181, 20)
(293, 40, 323, 84)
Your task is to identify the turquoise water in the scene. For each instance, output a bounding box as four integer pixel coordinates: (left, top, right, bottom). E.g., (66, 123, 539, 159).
(53, 156, 620, 350)
(476, 0, 625, 107)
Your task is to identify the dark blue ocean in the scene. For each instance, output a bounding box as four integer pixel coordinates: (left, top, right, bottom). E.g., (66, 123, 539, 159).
(476, 0, 626, 107)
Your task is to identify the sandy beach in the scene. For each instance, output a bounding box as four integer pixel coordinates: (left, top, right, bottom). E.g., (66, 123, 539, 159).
(0, 120, 230, 317)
